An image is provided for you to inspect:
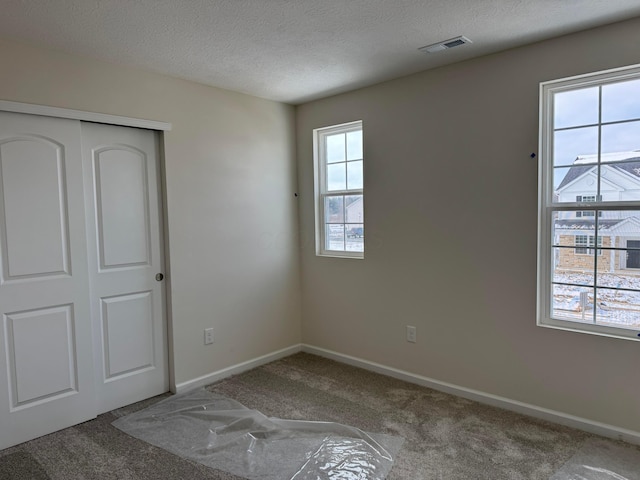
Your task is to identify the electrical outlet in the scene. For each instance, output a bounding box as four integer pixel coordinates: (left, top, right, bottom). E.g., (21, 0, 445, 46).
(204, 328, 214, 345)
(406, 325, 417, 343)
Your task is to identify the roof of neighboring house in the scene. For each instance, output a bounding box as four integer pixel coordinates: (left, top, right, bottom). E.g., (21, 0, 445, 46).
(554, 219, 624, 231)
(345, 196, 363, 209)
(557, 155, 640, 190)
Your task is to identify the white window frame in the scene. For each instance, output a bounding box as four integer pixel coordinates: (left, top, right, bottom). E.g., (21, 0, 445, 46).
(313, 121, 364, 259)
(538, 63, 640, 341)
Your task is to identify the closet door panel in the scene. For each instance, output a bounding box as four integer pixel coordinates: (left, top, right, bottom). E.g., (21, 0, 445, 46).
(82, 122, 168, 414)
(0, 111, 96, 451)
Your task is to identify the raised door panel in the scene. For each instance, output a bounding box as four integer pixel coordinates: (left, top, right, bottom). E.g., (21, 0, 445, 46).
(0, 137, 70, 280)
(101, 292, 154, 379)
(94, 147, 150, 269)
(5, 305, 77, 408)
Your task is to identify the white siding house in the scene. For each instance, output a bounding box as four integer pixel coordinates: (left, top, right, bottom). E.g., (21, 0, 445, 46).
(555, 151, 640, 272)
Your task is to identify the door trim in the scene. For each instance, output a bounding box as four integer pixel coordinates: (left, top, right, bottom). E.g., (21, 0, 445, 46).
(0, 100, 171, 131)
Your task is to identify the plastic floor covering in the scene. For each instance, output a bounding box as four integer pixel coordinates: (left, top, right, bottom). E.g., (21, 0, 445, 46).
(112, 388, 404, 480)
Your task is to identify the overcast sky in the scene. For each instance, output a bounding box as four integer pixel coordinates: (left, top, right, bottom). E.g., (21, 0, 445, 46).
(553, 78, 640, 191)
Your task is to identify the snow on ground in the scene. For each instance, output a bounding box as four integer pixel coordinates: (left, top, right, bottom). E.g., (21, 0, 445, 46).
(553, 272, 640, 327)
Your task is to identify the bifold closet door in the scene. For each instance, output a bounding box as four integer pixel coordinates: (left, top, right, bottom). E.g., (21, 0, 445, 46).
(81, 122, 168, 414)
(0, 112, 96, 450)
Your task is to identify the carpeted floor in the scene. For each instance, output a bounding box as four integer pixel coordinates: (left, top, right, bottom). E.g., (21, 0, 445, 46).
(0, 352, 638, 479)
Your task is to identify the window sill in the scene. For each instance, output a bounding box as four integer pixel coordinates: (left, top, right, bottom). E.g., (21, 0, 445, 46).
(316, 252, 364, 260)
(538, 318, 640, 342)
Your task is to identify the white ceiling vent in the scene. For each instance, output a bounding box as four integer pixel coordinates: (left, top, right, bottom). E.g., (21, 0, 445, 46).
(418, 36, 473, 54)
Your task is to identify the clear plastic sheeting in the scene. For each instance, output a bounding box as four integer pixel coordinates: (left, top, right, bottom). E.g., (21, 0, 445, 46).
(112, 388, 403, 480)
(550, 438, 640, 480)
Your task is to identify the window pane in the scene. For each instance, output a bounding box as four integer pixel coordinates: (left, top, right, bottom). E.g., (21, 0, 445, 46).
(346, 224, 364, 252)
(553, 127, 598, 167)
(347, 160, 363, 190)
(554, 87, 599, 129)
(325, 224, 345, 251)
(598, 249, 640, 287)
(553, 166, 597, 202)
(601, 121, 640, 157)
(345, 195, 363, 223)
(326, 133, 345, 163)
(552, 284, 594, 323)
(597, 210, 640, 235)
(551, 207, 573, 224)
(605, 164, 640, 201)
(552, 212, 596, 246)
(595, 288, 640, 329)
(327, 163, 346, 191)
(552, 210, 576, 244)
(552, 247, 594, 285)
(346, 130, 363, 160)
(602, 78, 640, 123)
(325, 196, 344, 223)
(595, 211, 640, 283)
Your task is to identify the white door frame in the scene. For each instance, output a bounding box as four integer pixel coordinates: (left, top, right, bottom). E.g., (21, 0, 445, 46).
(0, 100, 176, 394)
(0, 100, 171, 131)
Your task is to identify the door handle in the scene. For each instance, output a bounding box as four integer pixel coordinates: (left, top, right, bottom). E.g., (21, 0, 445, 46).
(155, 273, 164, 281)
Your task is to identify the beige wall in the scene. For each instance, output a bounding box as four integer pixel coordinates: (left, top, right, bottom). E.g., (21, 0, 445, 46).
(0, 38, 301, 385)
(296, 17, 640, 432)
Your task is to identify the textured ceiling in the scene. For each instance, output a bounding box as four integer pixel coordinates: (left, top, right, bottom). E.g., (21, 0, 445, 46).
(2, 1, 640, 104)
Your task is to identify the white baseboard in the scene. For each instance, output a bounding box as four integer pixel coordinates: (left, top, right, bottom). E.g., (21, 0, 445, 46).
(173, 342, 640, 446)
(302, 344, 640, 446)
(175, 344, 303, 394)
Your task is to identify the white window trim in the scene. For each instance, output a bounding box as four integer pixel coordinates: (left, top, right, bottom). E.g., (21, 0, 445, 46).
(313, 121, 364, 259)
(538, 63, 640, 341)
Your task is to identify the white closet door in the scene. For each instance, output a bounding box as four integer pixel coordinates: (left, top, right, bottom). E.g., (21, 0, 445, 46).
(0, 112, 96, 450)
(81, 122, 168, 414)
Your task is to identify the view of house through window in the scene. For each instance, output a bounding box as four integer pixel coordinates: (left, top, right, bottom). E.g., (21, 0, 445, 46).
(575, 195, 602, 217)
(314, 121, 364, 257)
(539, 65, 640, 339)
(573, 234, 602, 255)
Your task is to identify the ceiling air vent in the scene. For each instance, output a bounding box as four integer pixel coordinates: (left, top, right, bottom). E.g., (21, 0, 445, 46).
(418, 36, 473, 54)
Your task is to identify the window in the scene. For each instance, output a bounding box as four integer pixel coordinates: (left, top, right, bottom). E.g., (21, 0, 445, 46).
(538, 64, 640, 340)
(575, 195, 602, 218)
(314, 121, 364, 258)
(574, 235, 602, 255)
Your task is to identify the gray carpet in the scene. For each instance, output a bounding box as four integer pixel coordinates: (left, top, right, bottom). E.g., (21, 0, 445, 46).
(0, 352, 638, 479)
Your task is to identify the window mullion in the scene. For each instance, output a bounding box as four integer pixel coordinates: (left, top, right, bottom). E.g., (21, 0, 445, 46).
(592, 86, 602, 325)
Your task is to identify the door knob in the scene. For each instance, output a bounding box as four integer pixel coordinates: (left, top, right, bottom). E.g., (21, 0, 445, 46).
(155, 273, 164, 281)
